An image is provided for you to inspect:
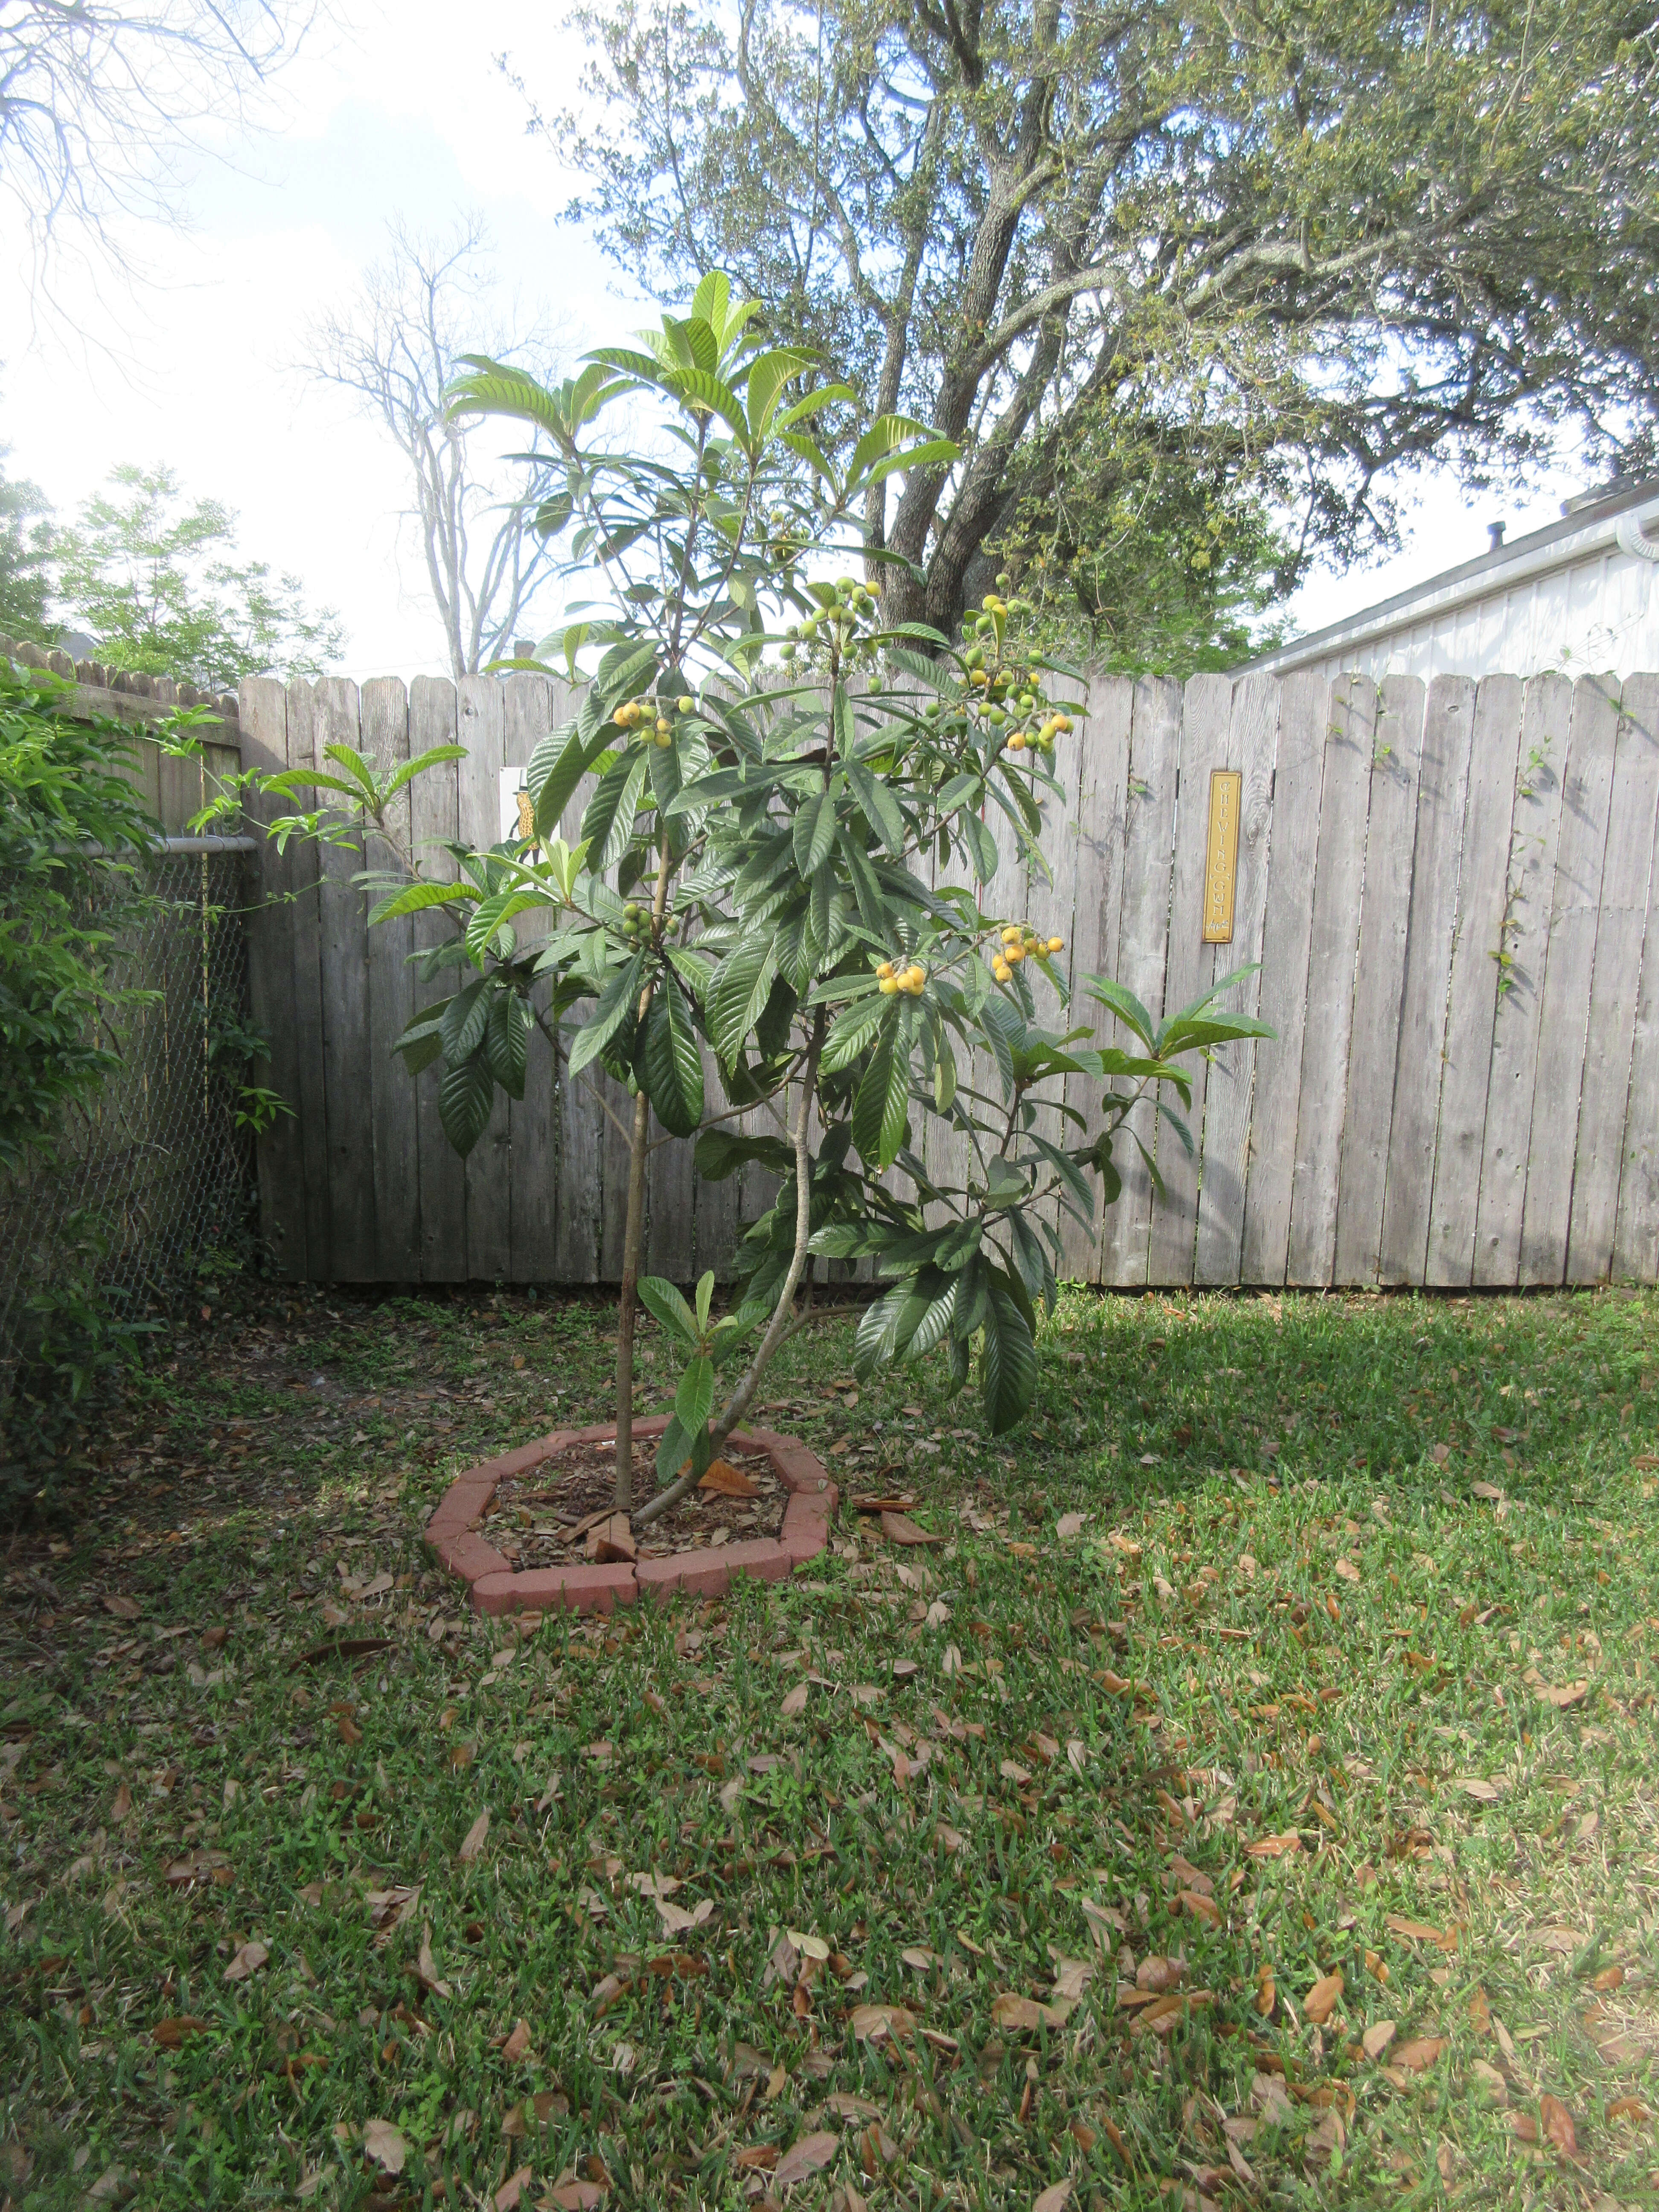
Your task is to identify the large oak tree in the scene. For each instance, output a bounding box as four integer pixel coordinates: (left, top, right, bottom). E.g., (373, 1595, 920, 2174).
(516, 0, 1659, 636)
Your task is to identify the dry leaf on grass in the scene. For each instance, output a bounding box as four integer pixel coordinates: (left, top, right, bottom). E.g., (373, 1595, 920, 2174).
(1245, 1831, 1301, 1859)
(362, 2119, 406, 2175)
(1392, 2036, 1448, 2072)
(1305, 1971, 1343, 2025)
(1540, 2095, 1578, 2158)
(992, 1992, 1073, 2032)
(545, 2184, 606, 2210)
(416, 1924, 450, 2000)
(1385, 1914, 1448, 1945)
(734, 2145, 777, 2171)
(224, 1940, 268, 1982)
(1362, 2020, 1397, 2059)
(1033, 2184, 1074, 2212)
(850, 2003, 915, 2043)
(102, 1595, 140, 1620)
(501, 2018, 532, 2062)
(495, 2167, 533, 2210)
(1537, 1680, 1590, 1708)
(111, 1782, 132, 1820)
(774, 2131, 838, 2186)
(780, 1683, 809, 1718)
(1179, 1888, 1222, 1928)
(458, 1808, 490, 1862)
(1254, 1965, 1275, 2017)
(151, 2016, 208, 2047)
(880, 1511, 944, 1547)
(1055, 1513, 1086, 1540)
(1135, 1955, 1185, 1993)
(1334, 1558, 1360, 1581)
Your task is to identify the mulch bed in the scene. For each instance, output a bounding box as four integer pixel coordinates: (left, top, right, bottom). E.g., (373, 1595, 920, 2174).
(478, 1443, 785, 1565)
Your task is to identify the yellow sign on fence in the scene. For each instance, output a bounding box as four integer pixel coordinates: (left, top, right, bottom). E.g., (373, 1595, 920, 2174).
(1203, 769, 1243, 943)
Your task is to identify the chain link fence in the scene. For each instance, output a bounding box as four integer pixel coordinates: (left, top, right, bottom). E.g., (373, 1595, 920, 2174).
(0, 845, 259, 1397)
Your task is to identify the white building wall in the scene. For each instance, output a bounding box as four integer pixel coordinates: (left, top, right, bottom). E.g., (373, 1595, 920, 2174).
(1282, 541, 1659, 689)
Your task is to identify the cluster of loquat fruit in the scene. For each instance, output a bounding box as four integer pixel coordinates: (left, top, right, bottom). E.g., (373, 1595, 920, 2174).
(780, 575, 883, 670)
(991, 924, 1064, 984)
(958, 575, 1073, 757)
(614, 693, 696, 748)
(876, 958, 927, 996)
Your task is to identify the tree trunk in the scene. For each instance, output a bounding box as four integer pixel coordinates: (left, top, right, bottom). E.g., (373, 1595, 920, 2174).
(612, 1082, 651, 1510)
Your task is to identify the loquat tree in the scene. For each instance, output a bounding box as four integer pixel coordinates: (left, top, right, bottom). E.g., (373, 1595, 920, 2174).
(253, 274, 1267, 1523)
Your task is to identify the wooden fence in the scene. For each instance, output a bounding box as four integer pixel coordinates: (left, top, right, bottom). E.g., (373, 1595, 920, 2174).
(238, 666, 1659, 1289)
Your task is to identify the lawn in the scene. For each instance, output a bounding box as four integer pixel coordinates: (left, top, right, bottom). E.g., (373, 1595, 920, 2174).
(2, 1281, 1656, 2212)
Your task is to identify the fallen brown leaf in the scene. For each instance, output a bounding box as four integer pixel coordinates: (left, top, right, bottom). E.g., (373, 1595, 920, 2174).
(1540, 2094, 1578, 2159)
(1254, 1965, 1275, 2017)
(110, 1782, 132, 1820)
(780, 1683, 809, 1719)
(773, 2130, 838, 2187)
(495, 2167, 533, 2210)
(1305, 1971, 1343, 2025)
(1033, 2185, 1074, 2212)
(501, 2017, 532, 2062)
(458, 1808, 491, 1863)
(991, 1991, 1072, 2032)
(151, 2016, 209, 2047)
(362, 2118, 406, 2175)
(1245, 1831, 1301, 1859)
(699, 1459, 757, 1498)
(1136, 1955, 1186, 1994)
(1392, 2036, 1447, 2072)
(1362, 2020, 1397, 2059)
(880, 1511, 943, 1547)
(101, 1595, 140, 1621)
(224, 1939, 268, 1982)
(1054, 1513, 1086, 1541)
(1537, 1679, 1589, 1709)
(850, 2003, 915, 2043)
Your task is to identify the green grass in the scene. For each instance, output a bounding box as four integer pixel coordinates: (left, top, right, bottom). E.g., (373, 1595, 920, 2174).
(2, 1281, 1656, 2212)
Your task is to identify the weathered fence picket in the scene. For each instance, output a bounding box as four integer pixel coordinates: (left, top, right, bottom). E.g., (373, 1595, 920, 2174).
(234, 664, 1659, 1289)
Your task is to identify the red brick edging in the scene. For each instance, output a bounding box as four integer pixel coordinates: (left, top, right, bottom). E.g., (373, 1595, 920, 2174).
(425, 1416, 836, 1615)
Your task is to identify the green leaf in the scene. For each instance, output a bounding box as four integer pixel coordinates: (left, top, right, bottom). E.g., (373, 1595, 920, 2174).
(465, 887, 554, 966)
(395, 1027, 444, 1076)
(566, 954, 642, 1075)
(369, 880, 473, 925)
(674, 1355, 716, 1434)
(961, 809, 997, 883)
(381, 743, 468, 803)
(438, 1053, 495, 1156)
(653, 1412, 713, 1486)
(484, 990, 530, 1098)
(708, 937, 777, 1065)
(1084, 975, 1157, 1051)
(792, 782, 839, 878)
(640, 978, 704, 1136)
(529, 721, 612, 837)
(440, 979, 490, 1062)
(637, 1276, 700, 1347)
(845, 755, 905, 857)
(981, 1275, 1038, 1434)
(851, 1005, 909, 1170)
(580, 748, 649, 870)
(694, 1268, 715, 1331)
(820, 995, 888, 1073)
(695, 1128, 793, 1181)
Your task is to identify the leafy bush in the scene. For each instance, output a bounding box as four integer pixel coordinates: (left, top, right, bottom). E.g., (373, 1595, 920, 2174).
(0, 662, 160, 1173)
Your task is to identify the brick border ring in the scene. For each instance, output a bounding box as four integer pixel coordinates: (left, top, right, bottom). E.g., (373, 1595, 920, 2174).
(426, 1415, 837, 1615)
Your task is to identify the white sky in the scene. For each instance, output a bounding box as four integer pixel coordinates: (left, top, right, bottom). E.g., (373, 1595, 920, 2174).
(0, 1, 1592, 680)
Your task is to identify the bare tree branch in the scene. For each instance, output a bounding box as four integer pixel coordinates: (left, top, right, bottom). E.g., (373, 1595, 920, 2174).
(301, 217, 562, 678)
